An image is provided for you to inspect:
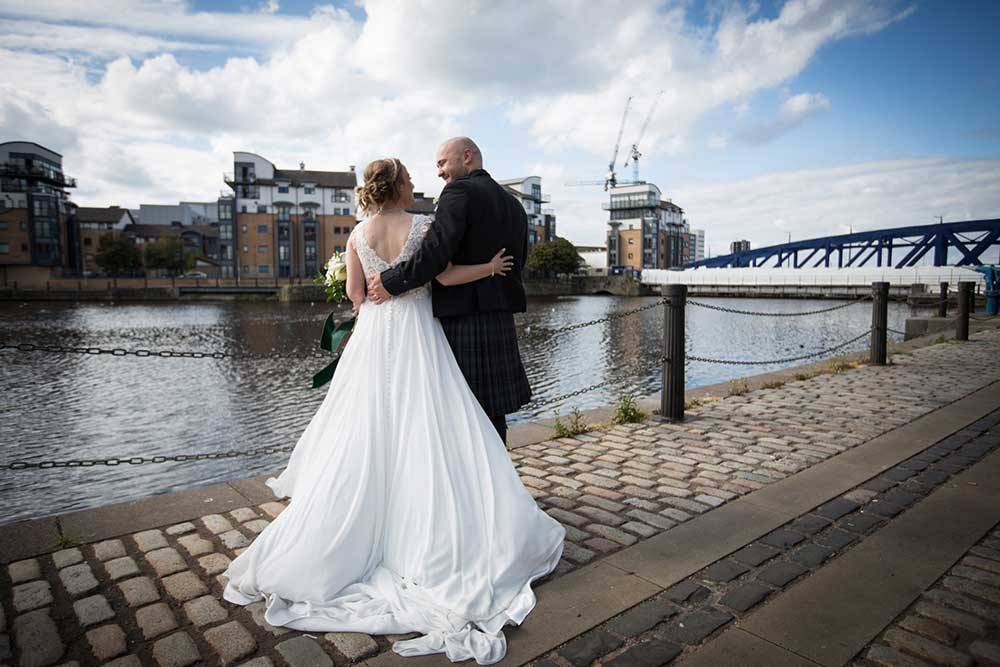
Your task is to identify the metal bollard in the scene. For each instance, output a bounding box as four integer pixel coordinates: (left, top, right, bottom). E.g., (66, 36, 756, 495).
(870, 282, 889, 365)
(956, 281, 974, 341)
(938, 281, 948, 318)
(661, 284, 687, 422)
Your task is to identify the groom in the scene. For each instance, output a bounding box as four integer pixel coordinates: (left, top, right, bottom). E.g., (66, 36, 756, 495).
(367, 137, 531, 443)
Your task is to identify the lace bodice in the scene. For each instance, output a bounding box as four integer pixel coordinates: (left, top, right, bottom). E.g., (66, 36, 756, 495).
(353, 214, 433, 300)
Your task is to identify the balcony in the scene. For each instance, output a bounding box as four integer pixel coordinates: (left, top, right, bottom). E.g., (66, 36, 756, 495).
(602, 199, 657, 211)
(0, 162, 76, 188)
(223, 172, 256, 185)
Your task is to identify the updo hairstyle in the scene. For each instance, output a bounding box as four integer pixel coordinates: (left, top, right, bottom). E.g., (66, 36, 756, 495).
(356, 158, 404, 215)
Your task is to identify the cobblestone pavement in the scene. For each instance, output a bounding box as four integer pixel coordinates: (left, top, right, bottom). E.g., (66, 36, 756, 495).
(1, 329, 999, 666)
(856, 528, 1000, 667)
(531, 407, 1000, 666)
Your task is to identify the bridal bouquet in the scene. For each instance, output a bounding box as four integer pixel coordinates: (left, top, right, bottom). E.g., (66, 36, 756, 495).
(313, 250, 348, 303)
(311, 251, 355, 389)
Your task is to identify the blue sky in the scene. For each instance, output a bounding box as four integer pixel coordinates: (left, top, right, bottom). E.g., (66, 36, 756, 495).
(1, 0, 998, 252)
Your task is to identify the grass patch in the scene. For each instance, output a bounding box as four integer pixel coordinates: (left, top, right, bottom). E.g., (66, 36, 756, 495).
(613, 392, 647, 425)
(760, 379, 786, 390)
(794, 371, 818, 381)
(685, 397, 704, 409)
(727, 379, 751, 396)
(553, 407, 588, 438)
(56, 534, 80, 549)
(824, 360, 858, 374)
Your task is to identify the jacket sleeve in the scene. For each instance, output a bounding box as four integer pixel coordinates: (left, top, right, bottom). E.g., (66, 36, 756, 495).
(380, 183, 469, 296)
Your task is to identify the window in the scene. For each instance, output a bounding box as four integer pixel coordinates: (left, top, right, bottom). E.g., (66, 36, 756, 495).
(242, 245, 249, 254)
(278, 246, 289, 261)
(304, 187, 315, 194)
(628, 238, 635, 245)
(257, 225, 268, 233)
(84, 237, 92, 246)
(0, 200, 5, 210)
(0, 243, 8, 254)
(258, 264, 270, 273)
(628, 253, 633, 259)
(242, 264, 250, 273)
(334, 245, 344, 252)
(241, 205, 247, 213)
(257, 245, 269, 254)
(240, 224, 248, 233)
(278, 185, 289, 193)
(257, 205, 267, 214)
(334, 227, 342, 234)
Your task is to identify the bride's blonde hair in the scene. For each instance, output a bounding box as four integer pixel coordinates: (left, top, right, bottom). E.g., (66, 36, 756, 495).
(356, 158, 404, 215)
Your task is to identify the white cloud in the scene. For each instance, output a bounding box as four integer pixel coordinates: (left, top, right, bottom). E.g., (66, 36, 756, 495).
(0, 0, 922, 225)
(734, 91, 831, 144)
(0, 18, 223, 59)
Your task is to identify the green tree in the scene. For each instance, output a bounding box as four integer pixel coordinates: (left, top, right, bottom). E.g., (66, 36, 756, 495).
(526, 237, 585, 276)
(94, 234, 142, 275)
(143, 237, 186, 275)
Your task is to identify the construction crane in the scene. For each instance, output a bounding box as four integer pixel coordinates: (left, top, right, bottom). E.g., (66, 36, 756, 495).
(567, 96, 635, 191)
(622, 90, 664, 183)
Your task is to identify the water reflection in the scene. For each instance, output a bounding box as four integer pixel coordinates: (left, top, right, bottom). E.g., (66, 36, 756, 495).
(0, 296, 931, 523)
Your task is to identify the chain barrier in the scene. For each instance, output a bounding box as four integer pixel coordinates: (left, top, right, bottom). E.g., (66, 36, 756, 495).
(0, 444, 294, 472)
(887, 327, 907, 336)
(0, 341, 334, 361)
(970, 313, 996, 321)
(531, 298, 668, 337)
(684, 329, 872, 366)
(687, 295, 870, 317)
(2, 294, 897, 472)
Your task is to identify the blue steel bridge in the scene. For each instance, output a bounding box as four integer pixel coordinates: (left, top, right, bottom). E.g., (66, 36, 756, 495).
(686, 219, 1000, 270)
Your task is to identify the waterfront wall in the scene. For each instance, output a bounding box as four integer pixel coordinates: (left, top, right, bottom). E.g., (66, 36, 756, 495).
(524, 275, 649, 297)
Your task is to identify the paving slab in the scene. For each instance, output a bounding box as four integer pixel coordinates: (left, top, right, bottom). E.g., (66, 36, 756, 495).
(676, 627, 821, 666)
(57, 482, 249, 544)
(739, 448, 1000, 667)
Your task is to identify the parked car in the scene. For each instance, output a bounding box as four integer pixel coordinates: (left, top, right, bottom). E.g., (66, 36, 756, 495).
(181, 271, 209, 279)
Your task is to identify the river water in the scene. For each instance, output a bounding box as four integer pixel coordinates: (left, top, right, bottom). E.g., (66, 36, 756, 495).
(0, 296, 930, 524)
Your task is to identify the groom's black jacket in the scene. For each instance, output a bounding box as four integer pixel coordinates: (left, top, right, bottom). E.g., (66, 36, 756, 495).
(380, 169, 528, 317)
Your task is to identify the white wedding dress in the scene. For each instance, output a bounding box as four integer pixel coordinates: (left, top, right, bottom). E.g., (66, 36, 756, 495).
(223, 214, 565, 664)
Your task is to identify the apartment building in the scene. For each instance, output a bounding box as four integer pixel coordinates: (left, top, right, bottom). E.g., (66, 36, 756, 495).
(224, 152, 357, 279)
(498, 176, 557, 247)
(575, 244, 608, 275)
(73, 206, 135, 274)
(0, 141, 77, 284)
(605, 183, 690, 271)
(690, 229, 706, 262)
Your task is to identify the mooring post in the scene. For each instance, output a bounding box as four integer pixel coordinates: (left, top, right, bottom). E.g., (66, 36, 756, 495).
(870, 282, 889, 365)
(956, 281, 974, 341)
(938, 281, 948, 318)
(661, 284, 687, 422)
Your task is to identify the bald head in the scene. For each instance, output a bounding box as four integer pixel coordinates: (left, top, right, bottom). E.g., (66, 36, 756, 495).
(436, 136, 483, 184)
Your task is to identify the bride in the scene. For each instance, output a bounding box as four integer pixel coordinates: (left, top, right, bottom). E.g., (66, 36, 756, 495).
(222, 158, 565, 664)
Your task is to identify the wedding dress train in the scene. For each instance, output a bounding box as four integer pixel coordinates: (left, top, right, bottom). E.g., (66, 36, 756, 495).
(222, 214, 565, 664)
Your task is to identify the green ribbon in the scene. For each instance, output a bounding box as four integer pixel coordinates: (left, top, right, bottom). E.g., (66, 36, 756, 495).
(311, 313, 356, 388)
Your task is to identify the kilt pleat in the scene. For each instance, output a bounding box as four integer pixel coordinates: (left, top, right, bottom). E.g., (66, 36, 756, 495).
(438, 311, 531, 417)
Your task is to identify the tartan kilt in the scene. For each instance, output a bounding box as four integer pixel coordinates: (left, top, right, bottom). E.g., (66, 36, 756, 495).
(438, 310, 532, 417)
